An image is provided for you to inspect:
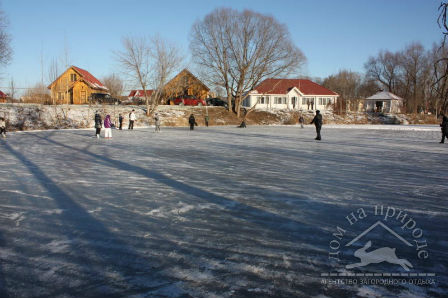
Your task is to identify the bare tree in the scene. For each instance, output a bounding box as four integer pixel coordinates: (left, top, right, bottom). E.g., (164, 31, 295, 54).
(0, 8, 12, 67)
(115, 36, 152, 114)
(399, 42, 430, 113)
(364, 50, 401, 94)
(148, 36, 183, 113)
(434, 2, 448, 114)
(48, 57, 60, 84)
(8, 77, 15, 101)
(102, 73, 125, 98)
(115, 36, 182, 115)
(191, 8, 306, 117)
(322, 70, 362, 112)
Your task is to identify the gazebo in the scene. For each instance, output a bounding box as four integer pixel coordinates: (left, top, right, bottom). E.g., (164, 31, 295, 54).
(364, 91, 403, 113)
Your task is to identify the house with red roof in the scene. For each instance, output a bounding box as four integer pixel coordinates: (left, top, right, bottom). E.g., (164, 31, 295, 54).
(0, 90, 7, 103)
(128, 89, 154, 100)
(243, 78, 338, 111)
(47, 66, 109, 104)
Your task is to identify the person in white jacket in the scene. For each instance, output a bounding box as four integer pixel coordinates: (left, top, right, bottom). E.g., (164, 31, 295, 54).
(128, 110, 136, 130)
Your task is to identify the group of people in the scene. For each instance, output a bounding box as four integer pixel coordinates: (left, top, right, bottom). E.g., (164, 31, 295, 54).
(297, 111, 322, 140)
(94, 109, 137, 139)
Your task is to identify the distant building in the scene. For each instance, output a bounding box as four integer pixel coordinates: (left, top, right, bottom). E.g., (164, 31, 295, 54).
(364, 91, 403, 113)
(163, 69, 210, 101)
(243, 78, 338, 111)
(128, 90, 154, 100)
(0, 90, 7, 103)
(47, 66, 109, 104)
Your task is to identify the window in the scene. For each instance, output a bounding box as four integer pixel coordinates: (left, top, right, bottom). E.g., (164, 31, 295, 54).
(274, 97, 286, 104)
(302, 98, 307, 105)
(57, 92, 64, 100)
(70, 74, 77, 82)
(81, 91, 86, 101)
(258, 96, 267, 104)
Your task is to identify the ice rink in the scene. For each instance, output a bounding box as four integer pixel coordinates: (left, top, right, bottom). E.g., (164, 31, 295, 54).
(0, 125, 447, 298)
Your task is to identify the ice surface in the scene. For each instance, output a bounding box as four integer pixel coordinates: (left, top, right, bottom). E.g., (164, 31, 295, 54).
(0, 125, 447, 297)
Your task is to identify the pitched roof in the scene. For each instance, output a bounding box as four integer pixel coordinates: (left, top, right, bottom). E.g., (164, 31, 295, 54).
(253, 78, 338, 96)
(366, 91, 403, 101)
(71, 66, 107, 90)
(128, 90, 154, 97)
(47, 66, 108, 91)
(165, 68, 210, 91)
(0, 90, 7, 98)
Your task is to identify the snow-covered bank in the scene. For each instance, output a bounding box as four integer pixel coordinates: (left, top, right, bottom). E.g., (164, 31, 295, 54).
(0, 103, 441, 131)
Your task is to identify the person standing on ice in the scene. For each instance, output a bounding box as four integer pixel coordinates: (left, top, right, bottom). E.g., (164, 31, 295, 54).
(298, 114, 304, 128)
(104, 115, 112, 139)
(94, 111, 102, 139)
(129, 109, 136, 130)
(440, 114, 448, 144)
(188, 114, 197, 130)
(0, 117, 6, 138)
(118, 113, 123, 130)
(310, 110, 322, 140)
(154, 113, 161, 132)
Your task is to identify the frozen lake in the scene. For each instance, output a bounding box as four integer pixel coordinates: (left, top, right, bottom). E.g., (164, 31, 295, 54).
(0, 125, 447, 298)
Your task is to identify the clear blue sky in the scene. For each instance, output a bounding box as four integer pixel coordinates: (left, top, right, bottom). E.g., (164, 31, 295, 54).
(0, 0, 443, 94)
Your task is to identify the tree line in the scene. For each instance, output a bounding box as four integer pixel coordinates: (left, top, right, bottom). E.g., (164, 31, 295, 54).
(320, 40, 448, 114)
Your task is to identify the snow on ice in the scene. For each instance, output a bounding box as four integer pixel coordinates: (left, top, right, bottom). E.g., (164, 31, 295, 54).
(0, 125, 447, 297)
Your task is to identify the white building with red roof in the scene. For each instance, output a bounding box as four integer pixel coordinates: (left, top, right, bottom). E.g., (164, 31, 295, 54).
(243, 78, 339, 111)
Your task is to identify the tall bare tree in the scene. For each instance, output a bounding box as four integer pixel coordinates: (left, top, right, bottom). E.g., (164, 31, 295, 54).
(102, 73, 125, 98)
(191, 8, 306, 117)
(434, 2, 448, 114)
(364, 50, 401, 94)
(0, 8, 12, 67)
(48, 57, 60, 84)
(148, 36, 183, 113)
(8, 77, 15, 101)
(115, 36, 182, 115)
(115, 36, 152, 114)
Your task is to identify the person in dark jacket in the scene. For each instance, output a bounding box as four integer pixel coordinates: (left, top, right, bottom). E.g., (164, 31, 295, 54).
(189, 114, 197, 130)
(440, 115, 448, 144)
(94, 111, 102, 138)
(310, 110, 323, 140)
(298, 114, 304, 128)
(0, 117, 6, 138)
(118, 114, 123, 130)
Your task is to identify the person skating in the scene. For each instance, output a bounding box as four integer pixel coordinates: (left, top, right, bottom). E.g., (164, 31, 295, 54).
(298, 114, 304, 128)
(440, 114, 448, 144)
(118, 114, 123, 130)
(310, 110, 323, 140)
(238, 120, 246, 128)
(129, 110, 136, 130)
(189, 114, 197, 130)
(0, 117, 6, 138)
(94, 111, 102, 138)
(104, 114, 112, 139)
(154, 113, 161, 132)
(204, 115, 209, 127)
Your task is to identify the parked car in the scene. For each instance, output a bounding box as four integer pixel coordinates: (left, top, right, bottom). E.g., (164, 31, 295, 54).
(89, 93, 121, 105)
(170, 95, 206, 106)
(206, 97, 228, 107)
